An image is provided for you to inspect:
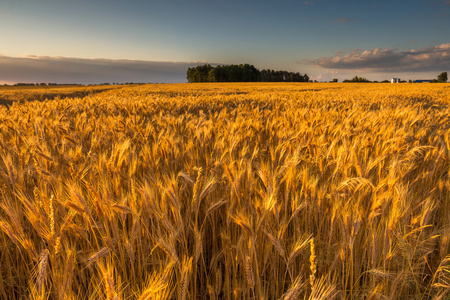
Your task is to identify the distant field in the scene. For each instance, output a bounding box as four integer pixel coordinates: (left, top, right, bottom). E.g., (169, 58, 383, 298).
(0, 84, 125, 106)
(0, 83, 450, 299)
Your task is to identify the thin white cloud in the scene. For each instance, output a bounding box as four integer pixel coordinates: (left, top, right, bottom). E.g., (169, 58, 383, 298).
(309, 43, 450, 72)
(0, 55, 209, 84)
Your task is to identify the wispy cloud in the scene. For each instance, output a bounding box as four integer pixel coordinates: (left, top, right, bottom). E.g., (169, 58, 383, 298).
(0, 55, 209, 84)
(302, 1, 314, 5)
(337, 18, 355, 23)
(309, 43, 450, 72)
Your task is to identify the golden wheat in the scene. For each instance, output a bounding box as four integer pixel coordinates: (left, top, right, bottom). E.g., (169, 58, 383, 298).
(0, 82, 449, 299)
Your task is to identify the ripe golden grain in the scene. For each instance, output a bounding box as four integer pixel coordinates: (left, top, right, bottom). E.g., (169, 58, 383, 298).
(0, 83, 449, 299)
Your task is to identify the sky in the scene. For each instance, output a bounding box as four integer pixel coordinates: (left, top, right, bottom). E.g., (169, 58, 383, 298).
(0, 0, 449, 83)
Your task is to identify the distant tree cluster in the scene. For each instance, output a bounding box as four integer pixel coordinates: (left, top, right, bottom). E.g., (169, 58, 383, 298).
(5, 82, 151, 87)
(341, 72, 448, 84)
(14, 83, 38, 86)
(12, 83, 82, 86)
(186, 64, 309, 83)
(260, 69, 309, 82)
(343, 76, 371, 83)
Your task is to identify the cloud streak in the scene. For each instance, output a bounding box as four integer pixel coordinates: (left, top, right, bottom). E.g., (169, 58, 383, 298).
(0, 55, 208, 84)
(309, 43, 450, 72)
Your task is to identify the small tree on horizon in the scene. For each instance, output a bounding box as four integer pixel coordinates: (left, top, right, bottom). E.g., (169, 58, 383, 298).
(437, 72, 448, 83)
(343, 76, 370, 83)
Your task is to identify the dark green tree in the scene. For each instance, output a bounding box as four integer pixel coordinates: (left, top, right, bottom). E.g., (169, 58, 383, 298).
(187, 64, 308, 83)
(343, 76, 371, 83)
(437, 72, 448, 83)
(207, 69, 217, 82)
(187, 64, 214, 82)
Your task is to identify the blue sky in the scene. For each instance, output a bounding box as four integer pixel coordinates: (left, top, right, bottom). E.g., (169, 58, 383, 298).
(0, 0, 449, 83)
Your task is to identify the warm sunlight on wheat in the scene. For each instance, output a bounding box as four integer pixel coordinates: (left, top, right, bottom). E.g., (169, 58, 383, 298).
(0, 82, 449, 299)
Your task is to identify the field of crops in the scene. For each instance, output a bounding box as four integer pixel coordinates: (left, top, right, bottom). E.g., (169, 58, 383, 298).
(0, 84, 123, 107)
(1, 83, 450, 299)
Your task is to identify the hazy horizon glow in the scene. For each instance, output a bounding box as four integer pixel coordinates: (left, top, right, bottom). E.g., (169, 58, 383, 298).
(1, 0, 449, 83)
(0, 55, 210, 84)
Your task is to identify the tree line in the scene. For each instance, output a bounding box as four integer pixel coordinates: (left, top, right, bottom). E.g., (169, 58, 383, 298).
(187, 64, 309, 83)
(342, 76, 371, 83)
(339, 72, 448, 83)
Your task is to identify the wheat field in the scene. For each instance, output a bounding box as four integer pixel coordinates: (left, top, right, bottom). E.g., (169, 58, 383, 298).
(0, 82, 450, 299)
(0, 85, 123, 107)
